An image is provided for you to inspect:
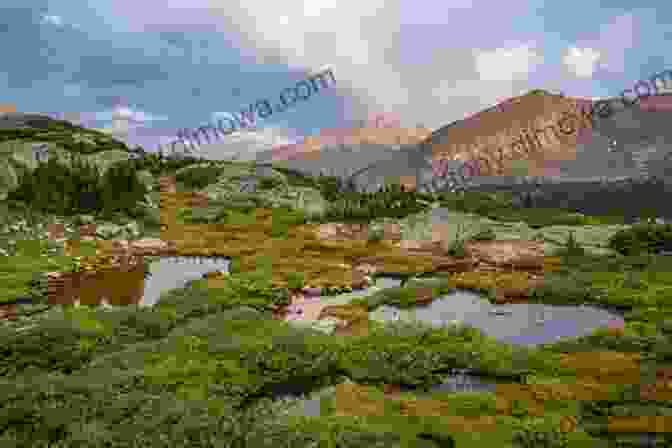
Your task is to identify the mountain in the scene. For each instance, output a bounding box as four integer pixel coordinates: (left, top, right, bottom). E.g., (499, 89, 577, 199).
(418, 90, 672, 182)
(573, 93, 672, 180)
(418, 90, 598, 178)
(265, 91, 601, 191)
(268, 142, 420, 180)
(302, 90, 672, 198)
(264, 125, 432, 163)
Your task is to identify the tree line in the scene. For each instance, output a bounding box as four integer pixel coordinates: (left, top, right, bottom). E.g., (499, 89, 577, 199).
(7, 154, 148, 218)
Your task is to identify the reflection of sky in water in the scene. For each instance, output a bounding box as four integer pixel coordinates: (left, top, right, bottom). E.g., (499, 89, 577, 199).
(370, 290, 624, 347)
(140, 256, 230, 307)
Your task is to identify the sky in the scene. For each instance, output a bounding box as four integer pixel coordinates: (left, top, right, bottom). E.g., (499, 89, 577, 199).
(1, 0, 670, 158)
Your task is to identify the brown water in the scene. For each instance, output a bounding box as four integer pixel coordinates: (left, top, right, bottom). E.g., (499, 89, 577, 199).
(46, 256, 231, 307)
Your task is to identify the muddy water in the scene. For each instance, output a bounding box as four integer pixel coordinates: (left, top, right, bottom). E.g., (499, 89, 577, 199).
(369, 289, 625, 347)
(140, 256, 231, 307)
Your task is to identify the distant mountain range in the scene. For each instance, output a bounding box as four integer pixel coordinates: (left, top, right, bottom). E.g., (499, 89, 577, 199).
(262, 125, 431, 162)
(4, 88, 672, 198)
(267, 90, 672, 195)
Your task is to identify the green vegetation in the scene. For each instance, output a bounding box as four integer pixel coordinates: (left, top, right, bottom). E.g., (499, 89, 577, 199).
(268, 165, 321, 190)
(322, 182, 431, 223)
(7, 155, 148, 218)
(174, 164, 224, 190)
(436, 191, 626, 228)
(0, 118, 130, 154)
(126, 152, 209, 177)
(0, 282, 590, 446)
(525, 89, 552, 96)
(608, 221, 672, 255)
(471, 227, 496, 241)
(2, 132, 671, 447)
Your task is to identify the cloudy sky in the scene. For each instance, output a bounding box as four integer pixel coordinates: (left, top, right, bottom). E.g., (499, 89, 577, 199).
(1, 0, 669, 157)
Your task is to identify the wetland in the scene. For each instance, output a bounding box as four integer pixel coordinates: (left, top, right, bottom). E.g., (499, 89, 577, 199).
(0, 152, 671, 447)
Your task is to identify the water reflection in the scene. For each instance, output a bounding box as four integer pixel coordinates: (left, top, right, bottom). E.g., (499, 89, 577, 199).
(369, 289, 624, 347)
(140, 256, 231, 307)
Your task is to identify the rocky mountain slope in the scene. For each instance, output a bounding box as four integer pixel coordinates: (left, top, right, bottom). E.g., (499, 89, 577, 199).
(419, 90, 672, 183)
(301, 91, 672, 200)
(264, 125, 431, 162)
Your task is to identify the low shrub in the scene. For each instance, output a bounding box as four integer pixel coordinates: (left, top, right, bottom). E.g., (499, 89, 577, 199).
(323, 183, 430, 223)
(258, 176, 284, 190)
(174, 165, 223, 190)
(471, 227, 496, 241)
(608, 222, 672, 255)
(528, 274, 599, 306)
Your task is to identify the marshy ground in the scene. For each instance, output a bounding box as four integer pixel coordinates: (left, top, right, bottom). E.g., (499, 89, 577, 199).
(0, 157, 670, 447)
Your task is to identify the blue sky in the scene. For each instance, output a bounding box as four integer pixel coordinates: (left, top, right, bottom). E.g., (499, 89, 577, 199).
(1, 0, 670, 157)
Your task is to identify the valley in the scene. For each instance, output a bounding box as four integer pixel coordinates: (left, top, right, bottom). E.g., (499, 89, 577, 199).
(0, 108, 670, 447)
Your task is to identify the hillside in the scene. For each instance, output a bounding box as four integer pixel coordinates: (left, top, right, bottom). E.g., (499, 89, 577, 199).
(0, 112, 137, 200)
(0, 112, 134, 154)
(418, 90, 596, 177)
(1, 111, 671, 447)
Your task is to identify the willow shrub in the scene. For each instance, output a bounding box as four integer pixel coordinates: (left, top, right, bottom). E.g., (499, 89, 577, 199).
(608, 221, 672, 255)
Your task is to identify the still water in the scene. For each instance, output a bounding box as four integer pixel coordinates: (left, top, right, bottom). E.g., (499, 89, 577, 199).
(369, 289, 625, 347)
(140, 256, 231, 307)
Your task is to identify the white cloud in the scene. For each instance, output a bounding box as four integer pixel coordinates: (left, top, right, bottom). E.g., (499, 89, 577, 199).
(109, 106, 169, 124)
(102, 0, 552, 130)
(185, 125, 297, 161)
(563, 47, 602, 78)
(476, 44, 543, 82)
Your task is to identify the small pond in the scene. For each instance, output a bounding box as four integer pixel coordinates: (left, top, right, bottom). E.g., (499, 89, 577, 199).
(275, 369, 506, 420)
(141, 261, 400, 310)
(140, 256, 231, 307)
(368, 289, 625, 347)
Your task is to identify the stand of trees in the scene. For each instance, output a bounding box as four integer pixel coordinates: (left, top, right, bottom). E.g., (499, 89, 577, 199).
(7, 154, 148, 218)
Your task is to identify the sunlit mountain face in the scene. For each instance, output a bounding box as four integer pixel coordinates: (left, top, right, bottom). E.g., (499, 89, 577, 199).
(282, 92, 672, 196)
